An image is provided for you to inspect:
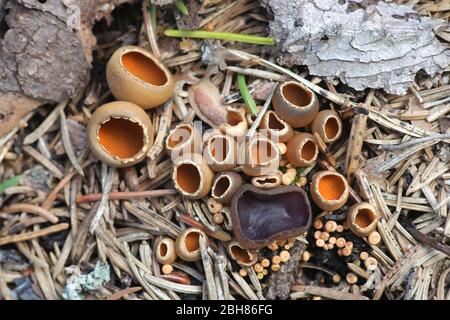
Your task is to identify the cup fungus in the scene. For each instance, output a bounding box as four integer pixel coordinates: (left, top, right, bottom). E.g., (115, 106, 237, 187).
(226, 241, 258, 266)
(175, 227, 208, 262)
(286, 133, 319, 167)
(87, 101, 153, 168)
(203, 133, 237, 172)
(166, 122, 201, 158)
(155, 237, 177, 265)
(219, 107, 248, 137)
(347, 202, 379, 237)
(211, 171, 243, 205)
(230, 184, 312, 249)
(242, 134, 280, 177)
(311, 110, 343, 144)
(172, 153, 214, 199)
(260, 110, 293, 143)
(106, 46, 174, 109)
(251, 172, 282, 189)
(272, 81, 319, 128)
(310, 170, 349, 211)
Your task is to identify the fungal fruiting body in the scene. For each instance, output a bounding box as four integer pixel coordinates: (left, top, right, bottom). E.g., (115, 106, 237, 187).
(172, 153, 214, 199)
(219, 107, 248, 137)
(175, 228, 208, 262)
(251, 172, 282, 189)
(106, 46, 174, 109)
(347, 202, 379, 237)
(155, 237, 177, 265)
(230, 184, 312, 249)
(260, 110, 293, 143)
(166, 122, 201, 158)
(226, 241, 258, 266)
(286, 133, 319, 167)
(202, 132, 237, 172)
(211, 171, 243, 205)
(87, 101, 153, 167)
(310, 170, 349, 211)
(272, 81, 319, 128)
(241, 134, 280, 177)
(311, 110, 343, 144)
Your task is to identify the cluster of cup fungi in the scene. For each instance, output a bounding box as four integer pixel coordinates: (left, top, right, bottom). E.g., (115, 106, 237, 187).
(86, 44, 381, 286)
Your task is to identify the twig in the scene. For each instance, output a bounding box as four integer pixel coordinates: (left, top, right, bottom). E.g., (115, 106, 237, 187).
(76, 189, 178, 203)
(381, 133, 450, 151)
(3, 204, 59, 224)
(246, 84, 276, 139)
(59, 109, 84, 177)
(0, 223, 69, 246)
(291, 285, 369, 300)
(143, 0, 160, 58)
(89, 166, 114, 234)
(406, 225, 450, 257)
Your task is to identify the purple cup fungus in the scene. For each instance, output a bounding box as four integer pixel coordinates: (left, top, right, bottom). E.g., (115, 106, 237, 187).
(251, 171, 282, 189)
(347, 202, 379, 237)
(311, 110, 343, 144)
(259, 110, 294, 143)
(211, 171, 243, 205)
(172, 153, 214, 199)
(226, 241, 258, 267)
(310, 170, 349, 211)
(219, 107, 248, 137)
(241, 133, 280, 177)
(202, 132, 237, 172)
(286, 133, 319, 167)
(230, 184, 312, 249)
(166, 122, 201, 157)
(272, 81, 319, 128)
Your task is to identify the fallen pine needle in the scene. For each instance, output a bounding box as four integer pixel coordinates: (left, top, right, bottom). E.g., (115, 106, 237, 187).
(3, 203, 59, 224)
(0, 223, 69, 246)
(77, 189, 178, 203)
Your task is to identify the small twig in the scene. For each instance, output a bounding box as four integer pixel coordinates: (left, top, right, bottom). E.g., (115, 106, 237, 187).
(246, 84, 276, 139)
(291, 285, 369, 300)
(143, 0, 160, 59)
(77, 189, 178, 203)
(381, 133, 450, 151)
(89, 166, 114, 234)
(0, 223, 69, 246)
(59, 109, 84, 177)
(406, 225, 450, 257)
(3, 204, 59, 224)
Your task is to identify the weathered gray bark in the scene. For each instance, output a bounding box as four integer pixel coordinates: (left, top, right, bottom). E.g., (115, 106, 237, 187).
(263, 0, 450, 95)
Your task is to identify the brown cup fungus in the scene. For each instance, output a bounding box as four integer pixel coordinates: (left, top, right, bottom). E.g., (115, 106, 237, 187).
(226, 241, 258, 267)
(211, 171, 243, 205)
(311, 110, 343, 144)
(166, 123, 201, 157)
(310, 171, 349, 211)
(347, 202, 379, 237)
(87, 101, 153, 168)
(219, 107, 248, 137)
(106, 46, 174, 109)
(272, 81, 319, 128)
(155, 237, 177, 265)
(230, 184, 312, 249)
(259, 110, 293, 143)
(175, 228, 208, 262)
(172, 153, 214, 199)
(203, 133, 237, 172)
(286, 133, 319, 167)
(242, 134, 280, 177)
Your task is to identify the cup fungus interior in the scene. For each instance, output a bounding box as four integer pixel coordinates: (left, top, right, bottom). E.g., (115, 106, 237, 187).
(318, 174, 346, 201)
(325, 117, 340, 140)
(282, 83, 313, 108)
(300, 140, 317, 161)
(268, 112, 285, 131)
(176, 163, 201, 194)
(355, 208, 376, 228)
(230, 245, 252, 264)
(250, 140, 277, 164)
(213, 176, 231, 198)
(235, 188, 310, 241)
(255, 177, 278, 184)
(168, 125, 192, 149)
(121, 51, 167, 86)
(159, 243, 168, 257)
(185, 231, 201, 252)
(98, 117, 145, 159)
(209, 136, 230, 162)
(227, 110, 243, 126)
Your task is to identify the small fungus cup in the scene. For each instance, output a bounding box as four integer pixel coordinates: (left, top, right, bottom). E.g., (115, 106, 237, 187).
(87, 101, 153, 168)
(155, 237, 177, 265)
(211, 171, 243, 205)
(260, 110, 293, 143)
(203, 132, 237, 172)
(272, 81, 319, 128)
(175, 228, 208, 262)
(286, 133, 318, 167)
(166, 122, 201, 158)
(226, 241, 258, 267)
(106, 46, 174, 109)
(219, 107, 248, 137)
(347, 202, 379, 237)
(310, 170, 349, 211)
(241, 134, 280, 177)
(311, 110, 343, 144)
(172, 153, 214, 199)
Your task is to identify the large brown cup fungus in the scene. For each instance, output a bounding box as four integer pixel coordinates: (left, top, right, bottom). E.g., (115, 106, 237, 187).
(106, 46, 174, 109)
(230, 184, 312, 249)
